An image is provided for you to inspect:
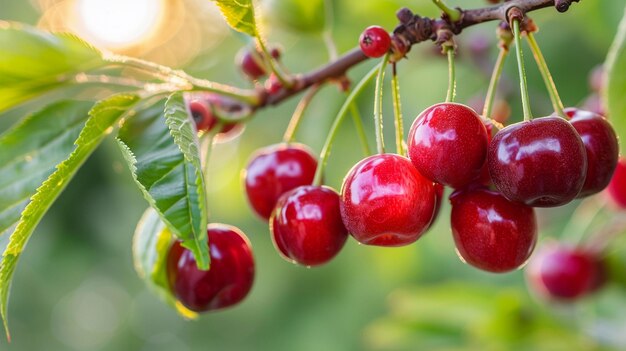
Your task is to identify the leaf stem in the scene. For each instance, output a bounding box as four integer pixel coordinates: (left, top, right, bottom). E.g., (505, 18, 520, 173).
(313, 64, 381, 186)
(445, 46, 456, 103)
(431, 0, 462, 22)
(391, 64, 406, 156)
(512, 19, 533, 121)
(483, 47, 508, 118)
(283, 84, 322, 143)
(526, 32, 566, 118)
(374, 54, 390, 154)
(349, 102, 372, 156)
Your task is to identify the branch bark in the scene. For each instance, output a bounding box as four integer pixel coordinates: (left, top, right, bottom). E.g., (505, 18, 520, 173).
(260, 0, 576, 107)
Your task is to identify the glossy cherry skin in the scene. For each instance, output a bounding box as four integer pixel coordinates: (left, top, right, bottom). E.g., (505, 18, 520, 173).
(359, 26, 391, 58)
(450, 188, 537, 273)
(526, 245, 604, 300)
(270, 185, 348, 266)
(566, 108, 619, 197)
(340, 154, 437, 247)
(488, 116, 587, 207)
(188, 97, 239, 135)
(244, 143, 318, 220)
(167, 224, 255, 312)
(408, 103, 489, 188)
(607, 158, 626, 209)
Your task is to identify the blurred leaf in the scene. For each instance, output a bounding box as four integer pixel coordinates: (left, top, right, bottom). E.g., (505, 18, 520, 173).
(606, 5, 626, 153)
(0, 22, 104, 113)
(364, 283, 602, 351)
(117, 96, 209, 271)
(211, 0, 258, 37)
(132, 207, 198, 319)
(263, 0, 326, 33)
(0, 101, 93, 236)
(0, 93, 139, 339)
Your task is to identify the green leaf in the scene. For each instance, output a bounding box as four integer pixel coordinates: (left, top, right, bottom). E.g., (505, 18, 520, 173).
(211, 0, 258, 37)
(117, 96, 209, 271)
(132, 207, 198, 319)
(0, 22, 104, 113)
(606, 5, 626, 153)
(0, 93, 139, 339)
(0, 101, 93, 236)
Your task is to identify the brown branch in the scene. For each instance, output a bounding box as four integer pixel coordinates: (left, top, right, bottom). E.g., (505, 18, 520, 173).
(260, 0, 576, 107)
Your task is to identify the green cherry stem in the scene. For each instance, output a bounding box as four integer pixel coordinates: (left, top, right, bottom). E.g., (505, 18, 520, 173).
(512, 19, 533, 121)
(257, 38, 293, 89)
(526, 32, 566, 118)
(482, 47, 509, 118)
(431, 0, 462, 22)
(374, 53, 390, 154)
(391, 63, 406, 156)
(349, 102, 372, 156)
(283, 84, 322, 143)
(312, 63, 382, 186)
(445, 46, 456, 103)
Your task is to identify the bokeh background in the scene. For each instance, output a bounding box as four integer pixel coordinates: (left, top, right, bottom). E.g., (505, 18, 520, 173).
(1, 0, 625, 350)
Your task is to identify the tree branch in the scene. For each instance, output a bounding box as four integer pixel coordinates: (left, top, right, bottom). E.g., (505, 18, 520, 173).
(260, 0, 576, 107)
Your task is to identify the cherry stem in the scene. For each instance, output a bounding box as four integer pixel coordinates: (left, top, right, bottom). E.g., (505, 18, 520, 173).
(283, 84, 322, 143)
(483, 47, 508, 118)
(391, 63, 406, 156)
(374, 54, 390, 154)
(201, 128, 218, 190)
(431, 0, 462, 22)
(257, 38, 293, 89)
(312, 63, 382, 186)
(349, 102, 372, 156)
(526, 32, 566, 118)
(105, 55, 260, 105)
(512, 19, 533, 121)
(445, 46, 456, 103)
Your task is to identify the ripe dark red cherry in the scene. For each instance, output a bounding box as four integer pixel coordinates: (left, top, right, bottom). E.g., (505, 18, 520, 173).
(187, 97, 239, 135)
(408, 103, 489, 188)
(607, 158, 626, 209)
(526, 245, 604, 300)
(244, 143, 318, 220)
(167, 224, 255, 312)
(271, 185, 348, 266)
(488, 116, 587, 207)
(450, 188, 537, 273)
(340, 154, 437, 247)
(238, 46, 281, 80)
(566, 108, 619, 197)
(359, 26, 392, 58)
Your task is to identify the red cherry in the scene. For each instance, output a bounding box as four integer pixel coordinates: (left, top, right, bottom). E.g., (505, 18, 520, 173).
(238, 46, 281, 80)
(526, 245, 604, 300)
(450, 188, 537, 273)
(187, 97, 240, 136)
(565, 108, 619, 197)
(408, 103, 489, 188)
(265, 73, 283, 95)
(607, 158, 626, 209)
(488, 116, 587, 207)
(359, 26, 392, 58)
(340, 154, 437, 247)
(167, 224, 255, 312)
(270, 185, 348, 266)
(244, 143, 318, 220)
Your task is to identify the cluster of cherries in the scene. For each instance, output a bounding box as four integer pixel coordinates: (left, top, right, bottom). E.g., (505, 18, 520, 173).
(164, 27, 625, 314)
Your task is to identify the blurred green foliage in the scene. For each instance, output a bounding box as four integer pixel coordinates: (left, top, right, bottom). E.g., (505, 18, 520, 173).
(0, 0, 625, 350)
